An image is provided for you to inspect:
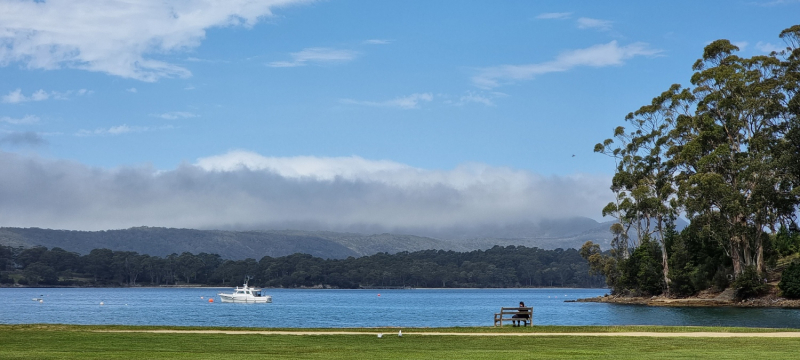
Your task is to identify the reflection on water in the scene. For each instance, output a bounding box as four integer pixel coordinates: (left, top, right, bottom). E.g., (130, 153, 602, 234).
(1, 288, 799, 328)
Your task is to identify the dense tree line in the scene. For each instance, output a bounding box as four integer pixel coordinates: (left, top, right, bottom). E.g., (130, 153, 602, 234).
(585, 25, 800, 299)
(0, 244, 605, 288)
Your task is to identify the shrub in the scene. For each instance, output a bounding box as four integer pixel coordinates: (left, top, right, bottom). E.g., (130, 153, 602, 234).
(0, 274, 14, 284)
(779, 262, 800, 299)
(618, 238, 664, 296)
(711, 267, 730, 291)
(668, 232, 696, 297)
(732, 266, 767, 300)
(774, 226, 800, 257)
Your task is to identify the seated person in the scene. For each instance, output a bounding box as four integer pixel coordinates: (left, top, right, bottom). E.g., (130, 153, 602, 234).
(511, 301, 530, 326)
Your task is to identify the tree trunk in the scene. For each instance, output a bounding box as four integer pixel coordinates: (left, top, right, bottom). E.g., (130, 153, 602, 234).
(755, 230, 764, 274)
(657, 218, 670, 295)
(731, 238, 743, 277)
(661, 240, 670, 294)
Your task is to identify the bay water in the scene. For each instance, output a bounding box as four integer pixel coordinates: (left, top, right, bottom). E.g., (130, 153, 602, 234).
(2, 287, 800, 328)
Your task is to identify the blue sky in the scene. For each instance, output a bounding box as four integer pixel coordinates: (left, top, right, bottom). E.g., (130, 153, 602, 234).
(0, 0, 798, 232)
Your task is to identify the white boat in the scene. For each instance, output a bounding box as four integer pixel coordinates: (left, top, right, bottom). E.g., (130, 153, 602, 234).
(217, 280, 272, 303)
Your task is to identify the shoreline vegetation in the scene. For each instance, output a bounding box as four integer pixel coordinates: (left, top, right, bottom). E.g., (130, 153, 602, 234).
(3, 325, 800, 359)
(574, 290, 800, 308)
(573, 268, 800, 308)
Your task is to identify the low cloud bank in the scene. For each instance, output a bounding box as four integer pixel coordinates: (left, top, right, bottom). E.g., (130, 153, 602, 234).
(0, 150, 612, 232)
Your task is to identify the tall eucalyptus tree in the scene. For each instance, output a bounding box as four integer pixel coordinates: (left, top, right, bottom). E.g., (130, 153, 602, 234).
(595, 85, 693, 293)
(671, 36, 793, 276)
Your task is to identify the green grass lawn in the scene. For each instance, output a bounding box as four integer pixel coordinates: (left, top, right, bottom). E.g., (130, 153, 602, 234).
(2, 325, 800, 359)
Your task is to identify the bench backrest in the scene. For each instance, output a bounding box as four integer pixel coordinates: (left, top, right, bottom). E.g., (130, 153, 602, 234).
(499, 307, 532, 313)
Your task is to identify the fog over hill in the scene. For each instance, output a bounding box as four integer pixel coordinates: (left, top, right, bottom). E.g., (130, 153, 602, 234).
(0, 217, 630, 260)
(0, 151, 628, 259)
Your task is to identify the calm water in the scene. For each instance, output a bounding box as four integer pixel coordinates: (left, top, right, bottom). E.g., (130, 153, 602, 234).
(2, 287, 800, 328)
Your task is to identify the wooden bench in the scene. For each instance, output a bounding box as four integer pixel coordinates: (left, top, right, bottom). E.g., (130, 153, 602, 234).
(494, 307, 533, 327)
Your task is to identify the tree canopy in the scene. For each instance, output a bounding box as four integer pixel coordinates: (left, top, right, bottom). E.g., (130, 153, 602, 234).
(588, 25, 800, 298)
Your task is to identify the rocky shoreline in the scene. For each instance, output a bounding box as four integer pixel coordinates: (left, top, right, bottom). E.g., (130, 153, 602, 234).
(573, 288, 800, 308)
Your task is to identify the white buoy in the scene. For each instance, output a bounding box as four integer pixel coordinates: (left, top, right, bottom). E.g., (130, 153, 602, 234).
(100, 301, 104, 306)
(39, 299, 43, 303)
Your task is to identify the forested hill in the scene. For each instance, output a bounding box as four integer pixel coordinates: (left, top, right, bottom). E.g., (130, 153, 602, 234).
(0, 244, 605, 288)
(0, 227, 466, 260)
(0, 218, 622, 260)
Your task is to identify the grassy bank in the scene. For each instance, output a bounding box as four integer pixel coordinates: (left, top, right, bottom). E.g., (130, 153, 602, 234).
(3, 325, 800, 359)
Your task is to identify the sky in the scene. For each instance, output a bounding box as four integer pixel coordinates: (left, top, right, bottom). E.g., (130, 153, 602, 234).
(0, 0, 798, 232)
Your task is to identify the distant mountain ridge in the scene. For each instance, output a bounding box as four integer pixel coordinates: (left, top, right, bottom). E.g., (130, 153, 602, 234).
(0, 227, 463, 260)
(0, 217, 642, 260)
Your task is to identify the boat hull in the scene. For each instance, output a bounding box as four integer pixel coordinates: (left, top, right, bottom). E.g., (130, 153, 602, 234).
(218, 295, 272, 303)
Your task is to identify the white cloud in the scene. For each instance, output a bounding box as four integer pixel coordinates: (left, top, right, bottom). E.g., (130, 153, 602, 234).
(156, 111, 198, 120)
(577, 17, 613, 31)
(756, 41, 785, 53)
(52, 89, 91, 100)
(472, 41, 660, 89)
(536, 12, 572, 20)
(196, 151, 412, 180)
(0, 150, 612, 231)
(457, 93, 495, 106)
(340, 93, 433, 109)
(185, 57, 230, 63)
(0, 115, 40, 125)
(127, 88, 138, 93)
(363, 39, 392, 45)
(2, 88, 90, 103)
(2, 89, 28, 104)
(443, 92, 502, 107)
(76, 124, 148, 136)
(267, 47, 359, 67)
(757, 0, 800, 6)
(0, 0, 313, 82)
(31, 89, 50, 101)
(733, 41, 749, 51)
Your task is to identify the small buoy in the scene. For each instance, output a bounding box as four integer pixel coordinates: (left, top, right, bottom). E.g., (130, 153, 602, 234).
(208, 298, 214, 303)
(200, 296, 204, 299)
(39, 299, 43, 303)
(377, 333, 383, 338)
(100, 301, 104, 306)
(377, 294, 381, 297)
